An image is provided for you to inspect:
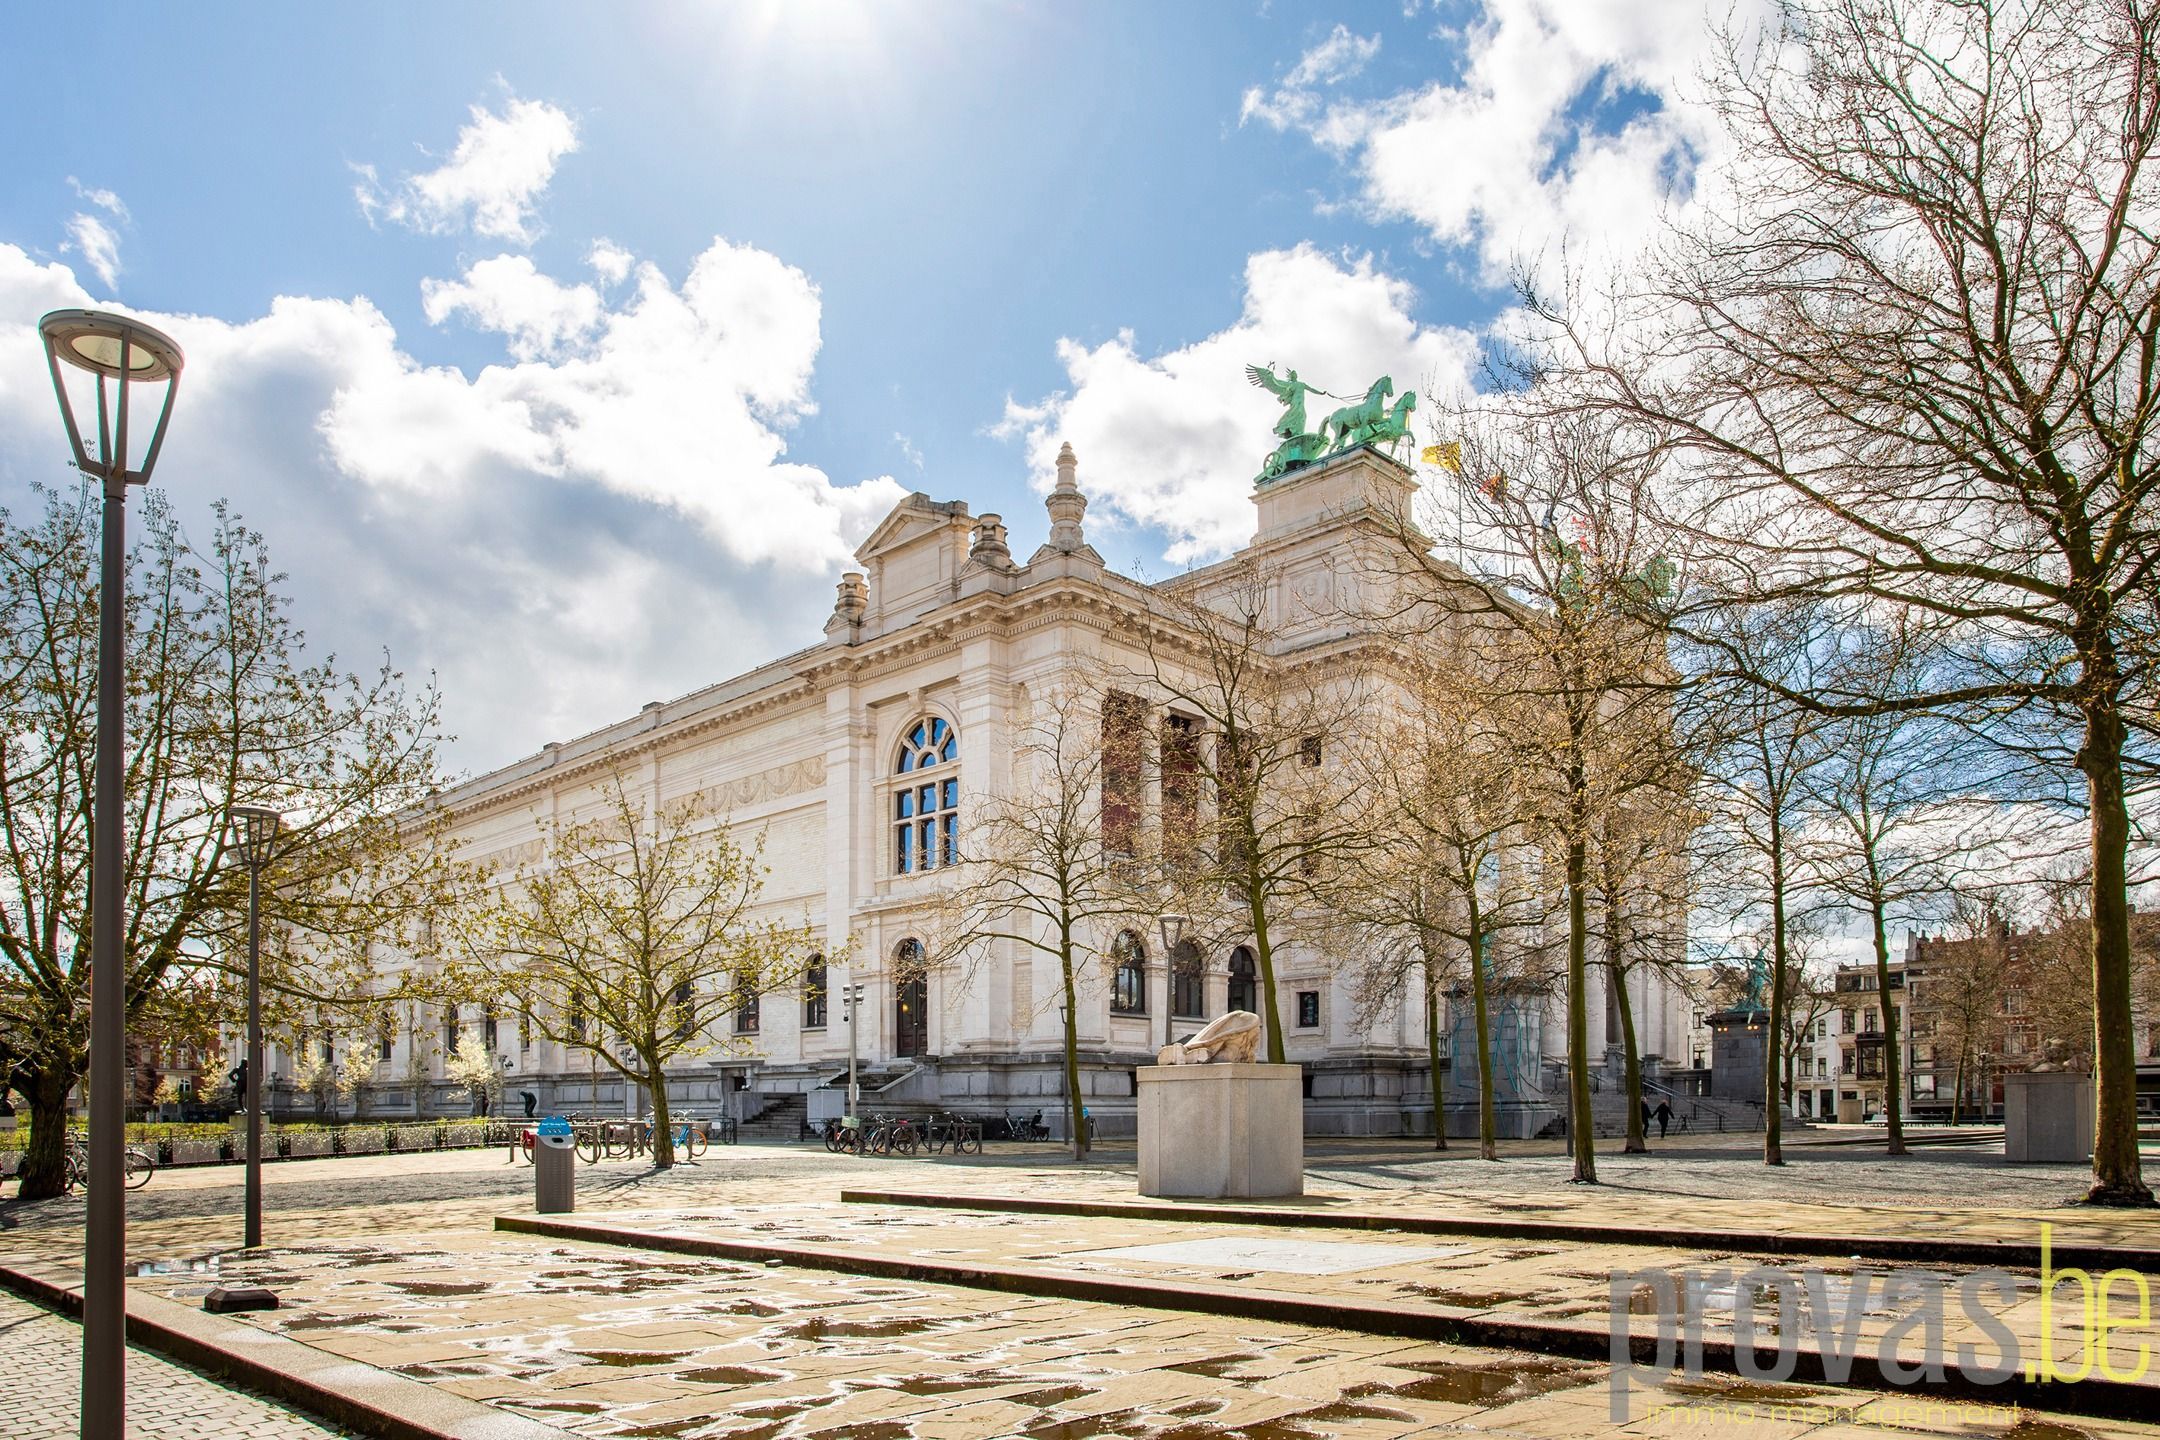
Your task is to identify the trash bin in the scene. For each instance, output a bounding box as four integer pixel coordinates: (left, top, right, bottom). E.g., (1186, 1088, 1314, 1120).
(535, 1115, 575, 1213)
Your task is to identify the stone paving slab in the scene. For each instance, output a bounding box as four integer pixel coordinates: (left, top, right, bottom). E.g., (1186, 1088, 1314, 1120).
(2, 1289, 356, 1440)
(500, 1204, 2160, 1418)
(112, 1225, 2160, 1440)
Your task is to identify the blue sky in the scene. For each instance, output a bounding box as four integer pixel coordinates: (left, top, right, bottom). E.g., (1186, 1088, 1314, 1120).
(0, 2, 1724, 773)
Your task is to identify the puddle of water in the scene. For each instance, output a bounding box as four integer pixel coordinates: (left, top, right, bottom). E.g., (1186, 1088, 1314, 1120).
(681, 1365, 784, 1385)
(1163, 1354, 1259, 1379)
(578, 1351, 694, 1367)
(1396, 1283, 1524, 1309)
(1005, 1385, 1096, 1408)
(1355, 1357, 1596, 1407)
(386, 1280, 491, 1297)
(781, 1316, 940, 1340)
(2003, 1422, 2093, 1440)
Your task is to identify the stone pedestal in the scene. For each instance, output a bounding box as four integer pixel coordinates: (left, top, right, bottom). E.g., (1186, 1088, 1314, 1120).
(1137, 1063, 1302, 1199)
(2004, 1071, 2093, 1164)
(1708, 1007, 1769, 1104)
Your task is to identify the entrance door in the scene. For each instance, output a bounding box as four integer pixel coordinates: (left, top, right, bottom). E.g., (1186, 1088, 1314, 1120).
(895, 975, 929, 1057)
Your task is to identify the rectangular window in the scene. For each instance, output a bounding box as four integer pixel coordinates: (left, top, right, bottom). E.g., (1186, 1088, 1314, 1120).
(1102, 690, 1147, 855)
(803, 958, 828, 1029)
(734, 979, 760, 1035)
(1162, 714, 1200, 866)
(1298, 734, 1322, 767)
(1296, 990, 1320, 1029)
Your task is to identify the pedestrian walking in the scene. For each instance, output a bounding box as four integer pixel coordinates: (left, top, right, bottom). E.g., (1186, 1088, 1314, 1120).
(1653, 1099, 1673, 1139)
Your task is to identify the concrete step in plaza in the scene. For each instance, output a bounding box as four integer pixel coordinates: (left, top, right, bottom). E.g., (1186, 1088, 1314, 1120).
(1, 1290, 354, 1440)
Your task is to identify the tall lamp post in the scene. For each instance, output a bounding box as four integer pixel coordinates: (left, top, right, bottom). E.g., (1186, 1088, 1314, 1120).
(1157, 913, 1187, 1050)
(39, 309, 184, 1440)
(840, 982, 866, 1122)
(230, 805, 281, 1250)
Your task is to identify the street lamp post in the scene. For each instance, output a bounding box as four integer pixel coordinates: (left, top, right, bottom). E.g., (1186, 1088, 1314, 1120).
(841, 983, 866, 1121)
(39, 308, 184, 1440)
(230, 805, 281, 1251)
(1157, 913, 1187, 1049)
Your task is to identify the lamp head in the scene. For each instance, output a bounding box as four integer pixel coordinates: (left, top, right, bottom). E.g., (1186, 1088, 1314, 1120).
(41, 309, 184, 382)
(231, 804, 283, 870)
(37, 308, 184, 487)
(1158, 913, 1188, 953)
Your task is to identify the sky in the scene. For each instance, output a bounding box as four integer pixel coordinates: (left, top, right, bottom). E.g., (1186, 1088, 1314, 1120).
(0, 1, 1747, 777)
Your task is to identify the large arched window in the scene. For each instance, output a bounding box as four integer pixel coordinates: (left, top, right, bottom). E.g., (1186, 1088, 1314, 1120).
(1111, 930, 1148, 1015)
(1171, 940, 1206, 1020)
(1228, 946, 1257, 1015)
(894, 716, 960, 874)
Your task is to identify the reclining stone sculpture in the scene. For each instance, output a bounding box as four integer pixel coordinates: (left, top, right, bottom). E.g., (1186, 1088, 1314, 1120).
(1155, 1009, 1261, 1066)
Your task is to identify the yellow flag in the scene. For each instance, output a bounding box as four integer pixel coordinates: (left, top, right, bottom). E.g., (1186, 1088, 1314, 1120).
(1421, 441, 1463, 474)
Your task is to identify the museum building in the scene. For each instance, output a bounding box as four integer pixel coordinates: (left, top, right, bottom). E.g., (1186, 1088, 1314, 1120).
(265, 443, 1690, 1139)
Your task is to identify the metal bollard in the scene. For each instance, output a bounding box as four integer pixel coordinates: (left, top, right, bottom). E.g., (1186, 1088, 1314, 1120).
(534, 1115, 575, 1213)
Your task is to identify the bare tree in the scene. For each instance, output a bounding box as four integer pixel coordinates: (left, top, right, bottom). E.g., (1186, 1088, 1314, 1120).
(1542, 0, 2160, 1203)
(932, 684, 1145, 1160)
(1129, 557, 1383, 1064)
(1337, 653, 1545, 1158)
(458, 773, 818, 1168)
(1380, 403, 1684, 1184)
(1690, 600, 1832, 1164)
(1802, 615, 2005, 1153)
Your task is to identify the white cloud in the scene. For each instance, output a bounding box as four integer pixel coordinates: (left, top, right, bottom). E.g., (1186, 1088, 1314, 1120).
(67, 178, 129, 220)
(1251, 1, 1774, 281)
(357, 95, 579, 245)
(0, 240, 905, 772)
(1240, 24, 1381, 134)
(997, 244, 1477, 563)
(421, 254, 603, 360)
(586, 239, 633, 287)
(894, 432, 924, 471)
(60, 213, 122, 289)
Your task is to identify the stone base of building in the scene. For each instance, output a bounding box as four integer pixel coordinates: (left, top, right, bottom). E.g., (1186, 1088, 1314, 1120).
(1137, 1063, 1303, 1199)
(471, 1050, 1446, 1140)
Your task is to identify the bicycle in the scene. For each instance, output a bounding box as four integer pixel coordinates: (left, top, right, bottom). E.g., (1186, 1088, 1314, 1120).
(63, 1139, 155, 1192)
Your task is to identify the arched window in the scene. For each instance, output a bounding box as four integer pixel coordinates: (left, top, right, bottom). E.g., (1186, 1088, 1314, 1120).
(802, 955, 828, 1028)
(1111, 930, 1148, 1015)
(1228, 946, 1257, 1015)
(1171, 940, 1206, 1019)
(894, 716, 960, 874)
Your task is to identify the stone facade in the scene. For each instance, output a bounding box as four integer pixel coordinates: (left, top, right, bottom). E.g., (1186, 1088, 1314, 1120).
(257, 444, 1690, 1138)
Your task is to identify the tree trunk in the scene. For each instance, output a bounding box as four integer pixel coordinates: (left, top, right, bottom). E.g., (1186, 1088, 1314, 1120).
(648, 1053, 674, 1169)
(1470, 925, 1498, 1162)
(1060, 936, 1087, 1162)
(1249, 878, 1288, 1065)
(1951, 1054, 1965, 1126)
(1614, 962, 1645, 1154)
(1870, 896, 1907, 1157)
(1764, 833, 1788, 1167)
(1423, 960, 1447, 1152)
(2079, 702, 2153, 1205)
(15, 1066, 74, 1201)
(1566, 834, 1596, 1184)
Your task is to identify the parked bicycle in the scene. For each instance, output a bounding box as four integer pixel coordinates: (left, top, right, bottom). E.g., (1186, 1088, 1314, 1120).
(921, 1112, 983, 1156)
(63, 1138, 155, 1192)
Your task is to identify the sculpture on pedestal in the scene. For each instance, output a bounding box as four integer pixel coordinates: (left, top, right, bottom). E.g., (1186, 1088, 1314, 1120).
(1246, 363, 1419, 486)
(1156, 1010, 1261, 1066)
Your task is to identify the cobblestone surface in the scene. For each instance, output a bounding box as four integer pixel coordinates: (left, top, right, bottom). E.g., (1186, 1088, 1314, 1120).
(5, 1138, 2158, 1440)
(2, 1290, 352, 1440)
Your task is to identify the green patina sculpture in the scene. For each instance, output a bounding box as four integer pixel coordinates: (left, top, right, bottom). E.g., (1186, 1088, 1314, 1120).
(1738, 948, 1771, 1014)
(1247, 363, 1417, 486)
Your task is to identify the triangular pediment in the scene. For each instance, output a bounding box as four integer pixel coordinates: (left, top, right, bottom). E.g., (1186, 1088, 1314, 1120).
(854, 492, 971, 566)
